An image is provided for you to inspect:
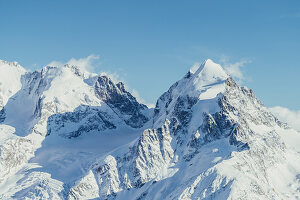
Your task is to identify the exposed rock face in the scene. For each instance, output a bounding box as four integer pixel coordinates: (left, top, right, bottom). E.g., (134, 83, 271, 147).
(0, 109, 5, 123)
(95, 76, 149, 128)
(47, 105, 117, 138)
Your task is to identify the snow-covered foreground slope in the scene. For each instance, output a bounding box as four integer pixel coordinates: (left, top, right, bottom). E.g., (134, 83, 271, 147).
(0, 59, 300, 199)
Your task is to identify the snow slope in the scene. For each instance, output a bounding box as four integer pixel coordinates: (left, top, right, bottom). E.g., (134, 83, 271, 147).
(0, 59, 299, 199)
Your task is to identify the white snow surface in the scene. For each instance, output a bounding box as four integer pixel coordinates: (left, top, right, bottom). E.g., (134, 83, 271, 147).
(0, 59, 300, 200)
(0, 60, 26, 107)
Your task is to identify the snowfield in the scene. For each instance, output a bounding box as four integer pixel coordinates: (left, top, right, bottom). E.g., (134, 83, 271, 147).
(0, 59, 299, 199)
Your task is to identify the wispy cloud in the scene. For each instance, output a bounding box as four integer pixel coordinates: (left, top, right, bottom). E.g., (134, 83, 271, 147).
(47, 60, 64, 68)
(47, 54, 100, 72)
(100, 70, 155, 108)
(219, 56, 252, 83)
(269, 106, 300, 131)
(131, 89, 155, 108)
(189, 62, 201, 73)
(100, 71, 123, 83)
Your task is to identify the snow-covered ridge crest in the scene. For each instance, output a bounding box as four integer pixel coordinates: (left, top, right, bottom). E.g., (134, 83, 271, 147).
(0, 59, 25, 69)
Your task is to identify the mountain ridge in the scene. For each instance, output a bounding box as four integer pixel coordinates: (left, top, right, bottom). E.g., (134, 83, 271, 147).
(0, 59, 299, 200)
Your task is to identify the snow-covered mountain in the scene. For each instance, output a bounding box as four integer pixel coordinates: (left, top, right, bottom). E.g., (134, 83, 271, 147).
(0, 60, 151, 199)
(0, 59, 299, 199)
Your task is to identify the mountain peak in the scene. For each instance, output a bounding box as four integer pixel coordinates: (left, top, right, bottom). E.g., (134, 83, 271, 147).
(0, 59, 26, 72)
(192, 59, 228, 80)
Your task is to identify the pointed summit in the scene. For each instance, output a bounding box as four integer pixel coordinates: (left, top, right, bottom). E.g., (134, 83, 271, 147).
(183, 59, 229, 99)
(154, 59, 231, 127)
(193, 59, 229, 81)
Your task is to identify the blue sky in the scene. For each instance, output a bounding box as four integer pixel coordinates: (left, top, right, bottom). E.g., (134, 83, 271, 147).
(0, 0, 299, 110)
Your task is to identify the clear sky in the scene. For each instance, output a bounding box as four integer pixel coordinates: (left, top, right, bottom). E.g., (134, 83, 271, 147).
(0, 0, 299, 110)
